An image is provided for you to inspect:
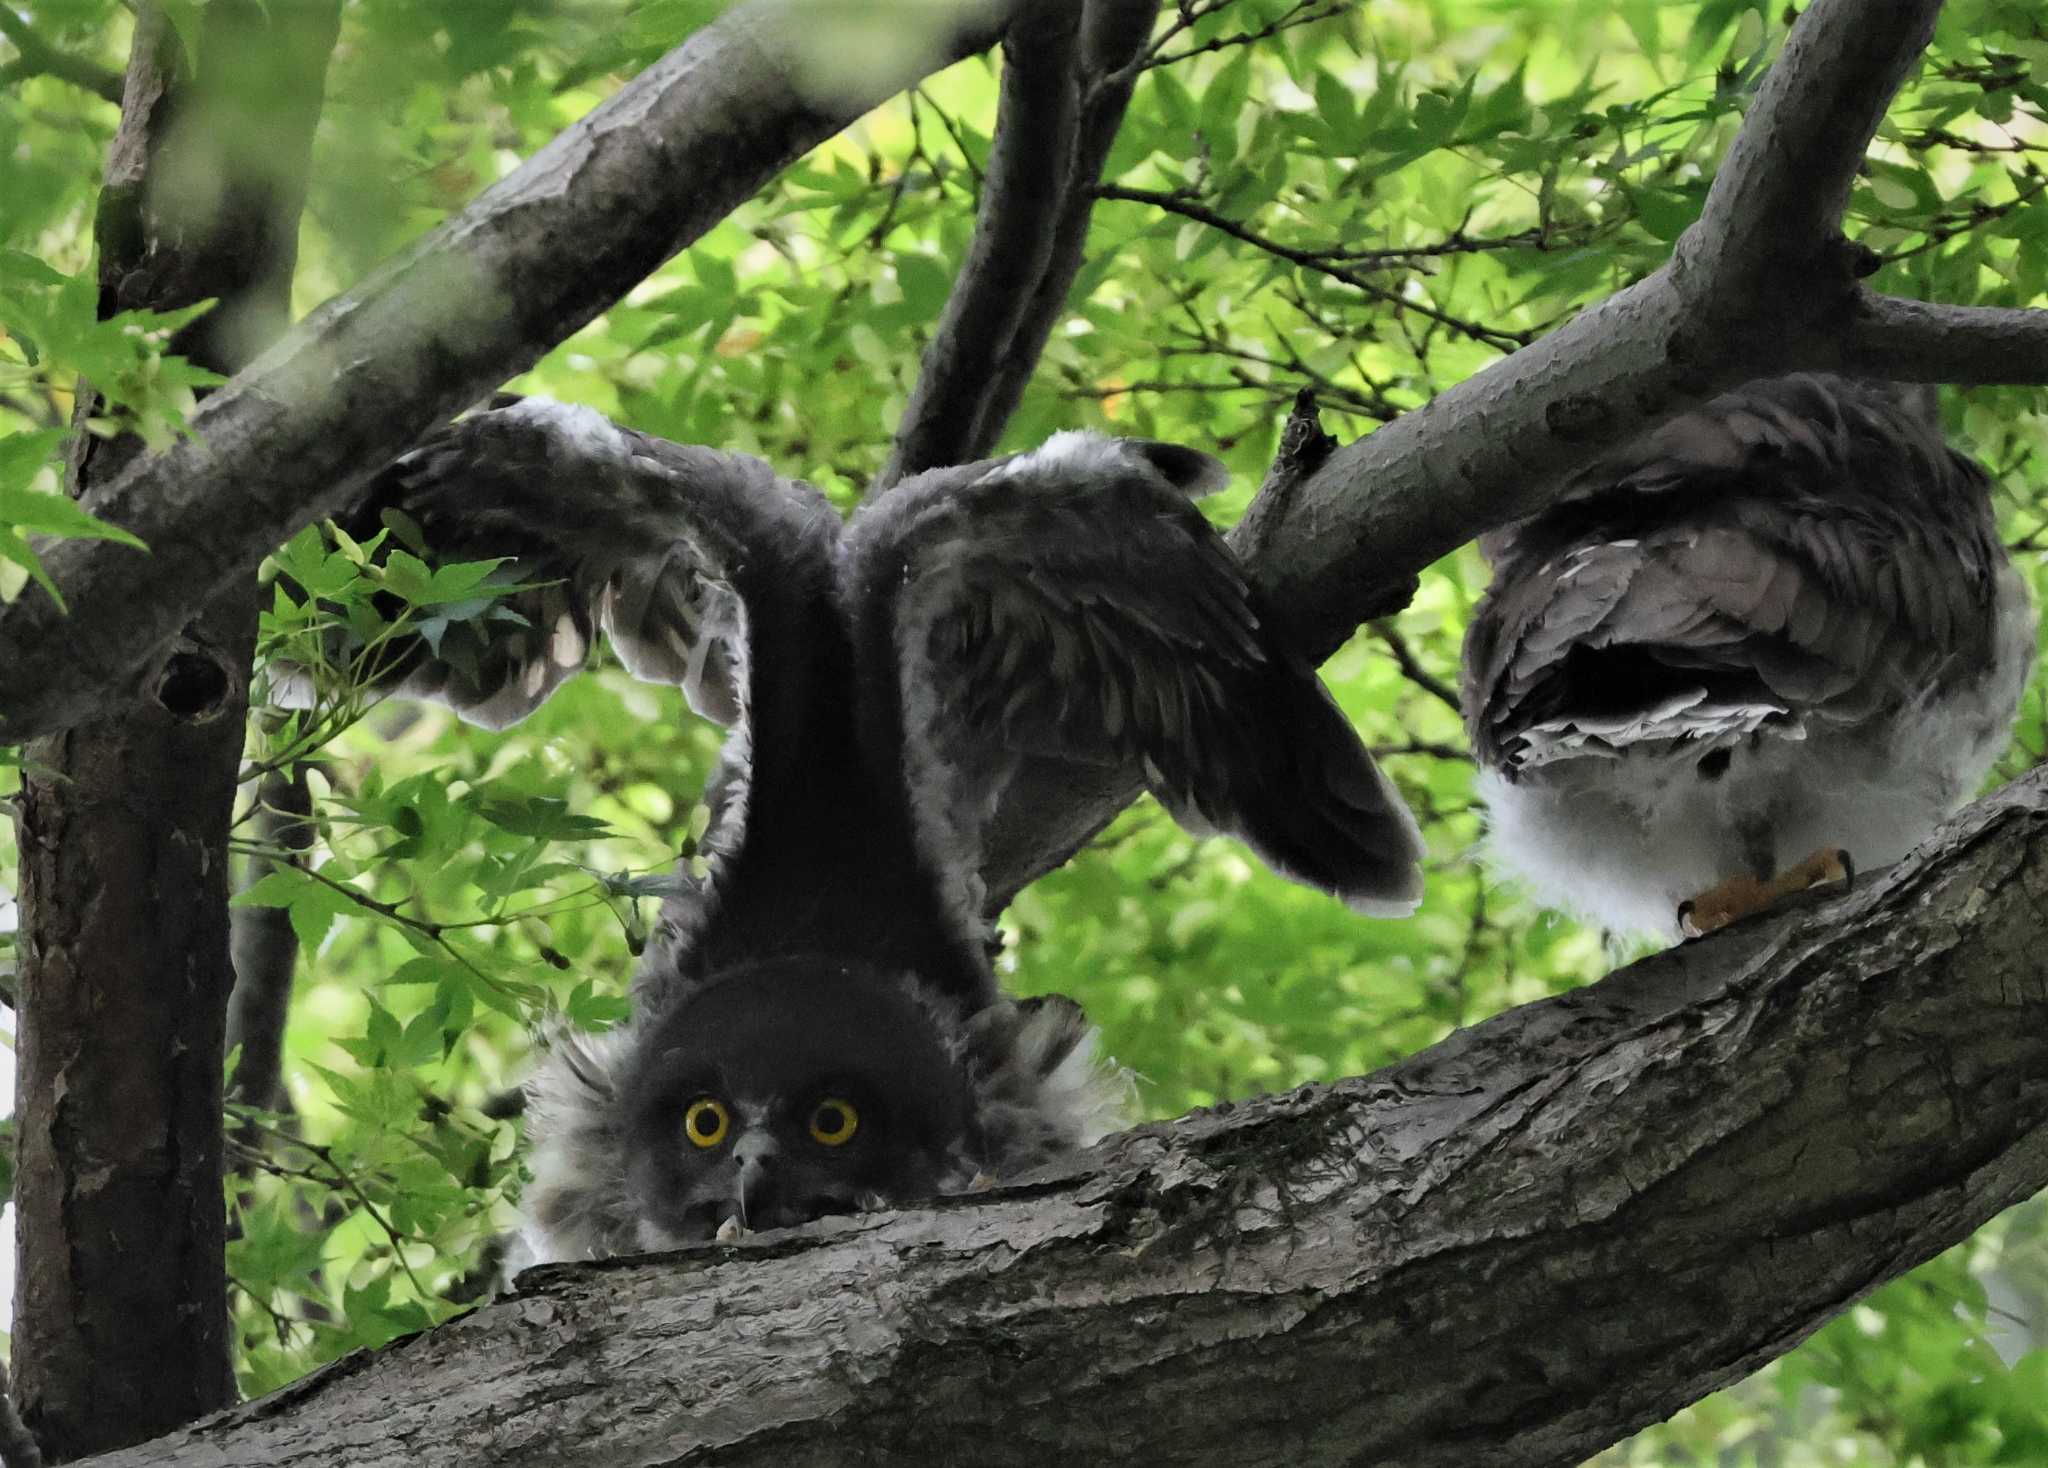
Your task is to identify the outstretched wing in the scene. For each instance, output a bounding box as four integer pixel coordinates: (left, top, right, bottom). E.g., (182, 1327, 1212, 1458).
(279, 398, 856, 1010)
(1463, 374, 2019, 773)
(844, 430, 1427, 918)
(289, 397, 837, 731)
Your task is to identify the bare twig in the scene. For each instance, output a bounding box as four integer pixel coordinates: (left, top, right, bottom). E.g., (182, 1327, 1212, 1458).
(234, 1120, 431, 1302)
(1144, 0, 1351, 69)
(1367, 620, 1462, 715)
(1096, 184, 1538, 351)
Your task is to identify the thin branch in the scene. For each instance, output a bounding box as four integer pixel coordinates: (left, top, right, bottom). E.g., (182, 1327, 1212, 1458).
(1828, 293, 2048, 384)
(910, 87, 987, 191)
(231, 1122, 430, 1302)
(1143, 0, 1350, 69)
(0, 6, 121, 102)
(228, 761, 316, 1119)
(1873, 173, 2048, 264)
(1096, 184, 1537, 351)
(1367, 620, 1462, 714)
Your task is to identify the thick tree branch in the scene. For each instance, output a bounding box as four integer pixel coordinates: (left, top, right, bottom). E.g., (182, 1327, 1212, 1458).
(76, 769, 2048, 1468)
(0, 6, 122, 102)
(874, 0, 1159, 491)
(0, 0, 1028, 742)
(6, 0, 2023, 757)
(968, 0, 1160, 444)
(873, 6, 1083, 488)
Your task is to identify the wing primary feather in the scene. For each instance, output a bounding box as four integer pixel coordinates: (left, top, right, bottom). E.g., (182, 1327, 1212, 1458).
(849, 430, 1427, 916)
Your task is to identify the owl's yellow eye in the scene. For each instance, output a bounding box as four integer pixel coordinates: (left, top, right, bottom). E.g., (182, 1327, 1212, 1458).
(808, 1098, 859, 1147)
(683, 1097, 730, 1148)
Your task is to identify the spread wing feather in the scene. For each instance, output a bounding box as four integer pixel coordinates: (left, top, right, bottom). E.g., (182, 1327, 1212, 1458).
(291, 398, 836, 730)
(848, 431, 1426, 916)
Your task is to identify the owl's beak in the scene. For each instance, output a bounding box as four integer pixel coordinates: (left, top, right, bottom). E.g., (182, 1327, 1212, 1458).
(731, 1130, 779, 1229)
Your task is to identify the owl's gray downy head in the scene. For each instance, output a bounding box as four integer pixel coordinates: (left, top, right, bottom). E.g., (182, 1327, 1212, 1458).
(517, 957, 1131, 1262)
(619, 957, 973, 1249)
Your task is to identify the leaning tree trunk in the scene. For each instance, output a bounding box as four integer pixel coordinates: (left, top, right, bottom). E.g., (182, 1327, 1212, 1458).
(12, 5, 337, 1457)
(69, 769, 2048, 1468)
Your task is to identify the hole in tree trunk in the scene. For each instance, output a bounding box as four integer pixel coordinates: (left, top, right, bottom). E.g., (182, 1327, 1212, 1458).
(156, 650, 231, 722)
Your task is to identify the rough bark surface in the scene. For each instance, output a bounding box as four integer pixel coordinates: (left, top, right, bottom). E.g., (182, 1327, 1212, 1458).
(12, 5, 337, 1458)
(72, 769, 2048, 1468)
(0, 0, 1027, 742)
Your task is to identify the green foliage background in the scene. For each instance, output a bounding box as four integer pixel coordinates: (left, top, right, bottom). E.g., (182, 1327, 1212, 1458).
(3, 1, 2048, 1461)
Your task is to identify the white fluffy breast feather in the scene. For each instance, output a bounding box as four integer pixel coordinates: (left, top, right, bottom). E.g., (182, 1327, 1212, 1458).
(992, 1004, 1135, 1151)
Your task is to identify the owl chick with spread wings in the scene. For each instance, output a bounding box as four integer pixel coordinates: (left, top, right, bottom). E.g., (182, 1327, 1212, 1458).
(1463, 374, 2034, 942)
(330, 400, 1424, 1260)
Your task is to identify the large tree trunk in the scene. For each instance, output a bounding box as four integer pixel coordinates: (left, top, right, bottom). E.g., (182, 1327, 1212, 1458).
(71, 769, 2048, 1468)
(12, 5, 337, 1457)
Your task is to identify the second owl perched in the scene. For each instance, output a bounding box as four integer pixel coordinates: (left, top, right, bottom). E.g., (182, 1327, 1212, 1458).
(1463, 374, 2033, 940)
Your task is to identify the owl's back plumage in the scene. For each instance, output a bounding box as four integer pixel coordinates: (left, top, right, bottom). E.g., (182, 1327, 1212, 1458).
(1463, 374, 2035, 937)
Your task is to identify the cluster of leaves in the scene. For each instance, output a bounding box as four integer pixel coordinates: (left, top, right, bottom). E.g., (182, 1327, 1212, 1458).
(2, 0, 2048, 1461)
(0, 0, 234, 598)
(0, 259, 226, 604)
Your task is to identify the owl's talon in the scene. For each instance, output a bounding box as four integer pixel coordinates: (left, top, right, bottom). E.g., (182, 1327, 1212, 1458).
(715, 1216, 745, 1242)
(969, 1170, 996, 1192)
(1679, 846, 1857, 939)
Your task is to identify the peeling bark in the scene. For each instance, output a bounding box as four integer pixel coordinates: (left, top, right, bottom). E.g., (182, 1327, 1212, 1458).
(12, 5, 337, 1458)
(72, 770, 2048, 1468)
